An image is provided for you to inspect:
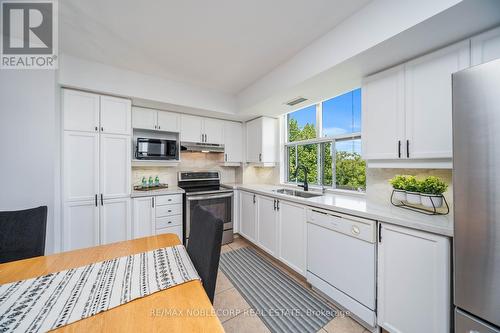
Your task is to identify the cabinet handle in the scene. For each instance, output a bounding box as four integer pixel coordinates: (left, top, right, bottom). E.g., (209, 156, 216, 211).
(378, 223, 382, 243)
(152, 197, 155, 208)
(277, 200, 280, 211)
(253, 194, 256, 204)
(204, 134, 207, 142)
(398, 140, 401, 158)
(100, 194, 103, 206)
(95, 194, 98, 207)
(273, 199, 276, 210)
(259, 153, 262, 162)
(406, 140, 410, 158)
(225, 154, 227, 162)
(158, 125, 161, 130)
(101, 127, 104, 132)
(95, 126, 98, 132)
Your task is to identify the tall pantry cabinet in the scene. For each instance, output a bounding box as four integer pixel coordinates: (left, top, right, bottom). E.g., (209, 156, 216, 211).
(62, 89, 132, 251)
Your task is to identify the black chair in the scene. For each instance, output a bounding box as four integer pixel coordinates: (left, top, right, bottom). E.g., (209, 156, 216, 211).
(0, 206, 47, 264)
(187, 205, 223, 303)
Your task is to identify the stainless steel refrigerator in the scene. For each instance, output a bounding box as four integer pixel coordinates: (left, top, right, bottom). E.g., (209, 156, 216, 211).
(453, 58, 500, 333)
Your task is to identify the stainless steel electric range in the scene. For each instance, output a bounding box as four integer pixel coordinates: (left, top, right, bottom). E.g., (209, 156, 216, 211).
(177, 171, 234, 245)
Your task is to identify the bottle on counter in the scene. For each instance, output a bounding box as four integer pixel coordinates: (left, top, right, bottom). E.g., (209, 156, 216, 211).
(155, 176, 160, 186)
(141, 176, 147, 188)
(148, 176, 154, 187)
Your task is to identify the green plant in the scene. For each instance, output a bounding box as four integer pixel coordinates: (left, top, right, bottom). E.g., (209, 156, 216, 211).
(403, 176, 420, 192)
(419, 176, 448, 195)
(389, 175, 408, 190)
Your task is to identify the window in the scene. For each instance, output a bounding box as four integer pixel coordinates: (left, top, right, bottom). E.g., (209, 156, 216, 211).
(285, 89, 365, 191)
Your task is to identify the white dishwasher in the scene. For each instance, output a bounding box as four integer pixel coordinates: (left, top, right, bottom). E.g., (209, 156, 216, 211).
(306, 208, 377, 328)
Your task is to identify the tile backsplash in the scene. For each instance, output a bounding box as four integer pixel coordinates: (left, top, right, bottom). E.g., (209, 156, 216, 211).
(365, 168, 453, 206)
(132, 152, 241, 187)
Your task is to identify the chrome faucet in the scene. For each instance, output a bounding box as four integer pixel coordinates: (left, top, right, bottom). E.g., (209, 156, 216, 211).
(294, 165, 309, 191)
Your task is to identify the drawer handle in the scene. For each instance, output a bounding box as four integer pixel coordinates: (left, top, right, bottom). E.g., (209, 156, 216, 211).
(351, 225, 360, 235)
(168, 210, 172, 213)
(168, 221, 172, 224)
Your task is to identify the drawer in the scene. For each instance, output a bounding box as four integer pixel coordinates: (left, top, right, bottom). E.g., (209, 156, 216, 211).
(156, 215, 182, 229)
(155, 194, 182, 206)
(156, 225, 183, 242)
(306, 208, 376, 243)
(156, 204, 182, 217)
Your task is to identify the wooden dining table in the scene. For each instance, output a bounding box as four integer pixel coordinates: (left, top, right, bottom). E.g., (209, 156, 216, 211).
(0, 234, 224, 332)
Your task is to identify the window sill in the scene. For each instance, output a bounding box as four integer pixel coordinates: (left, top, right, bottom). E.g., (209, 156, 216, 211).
(280, 183, 366, 198)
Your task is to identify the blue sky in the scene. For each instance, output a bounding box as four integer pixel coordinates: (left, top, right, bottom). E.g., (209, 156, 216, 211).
(288, 88, 361, 153)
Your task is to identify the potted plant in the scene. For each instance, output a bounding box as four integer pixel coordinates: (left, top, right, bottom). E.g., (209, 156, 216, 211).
(389, 175, 408, 201)
(404, 176, 421, 205)
(419, 176, 448, 208)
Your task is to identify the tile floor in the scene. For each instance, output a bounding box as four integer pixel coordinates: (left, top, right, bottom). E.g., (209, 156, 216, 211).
(214, 236, 373, 333)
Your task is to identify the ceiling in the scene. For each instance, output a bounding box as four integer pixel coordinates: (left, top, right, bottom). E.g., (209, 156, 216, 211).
(60, 0, 371, 95)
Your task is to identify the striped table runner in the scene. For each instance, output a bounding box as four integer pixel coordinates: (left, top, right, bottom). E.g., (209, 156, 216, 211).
(0, 245, 200, 333)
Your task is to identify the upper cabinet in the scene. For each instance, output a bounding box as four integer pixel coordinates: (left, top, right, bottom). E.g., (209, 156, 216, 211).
(132, 107, 180, 132)
(246, 117, 278, 165)
(362, 41, 470, 164)
(223, 121, 243, 163)
(471, 26, 500, 66)
(63, 89, 131, 136)
(180, 114, 223, 144)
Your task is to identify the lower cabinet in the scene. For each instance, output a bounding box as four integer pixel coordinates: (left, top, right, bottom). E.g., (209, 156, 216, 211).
(63, 197, 131, 251)
(377, 223, 450, 333)
(278, 201, 306, 276)
(257, 195, 278, 256)
(240, 191, 257, 242)
(132, 194, 183, 241)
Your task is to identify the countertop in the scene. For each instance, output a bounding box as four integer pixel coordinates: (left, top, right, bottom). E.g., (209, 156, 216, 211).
(223, 183, 454, 237)
(131, 186, 185, 198)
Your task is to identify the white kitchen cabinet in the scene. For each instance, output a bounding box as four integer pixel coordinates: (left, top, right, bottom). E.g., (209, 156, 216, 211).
(471, 26, 500, 66)
(362, 41, 469, 164)
(223, 121, 243, 163)
(156, 225, 183, 241)
(278, 201, 306, 276)
(257, 195, 278, 256)
(377, 223, 450, 333)
(180, 114, 204, 142)
(132, 196, 155, 239)
(245, 117, 278, 165)
(157, 110, 180, 132)
(63, 200, 99, 251)
(203, 118, 223, 144)
(99, 133, 131, 198)
(132, 107, 156, 130)
(362, 66, 405, 160)
(100, 95, 132, 135)
(63, 89, 100, 133)
(63, 131, 99, 202)
(404, 41, 469, 159)
(240, 191, 257, 242)
(100, 197, 131, 245)
(132, 107, 180, 132)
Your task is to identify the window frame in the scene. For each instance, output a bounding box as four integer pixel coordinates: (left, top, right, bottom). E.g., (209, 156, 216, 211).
(284, 93, 363, 191)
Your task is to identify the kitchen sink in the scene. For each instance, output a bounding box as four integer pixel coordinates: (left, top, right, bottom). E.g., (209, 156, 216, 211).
(273, 188, 323, 198)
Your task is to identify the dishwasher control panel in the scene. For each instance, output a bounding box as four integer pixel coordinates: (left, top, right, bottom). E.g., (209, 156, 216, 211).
(306, 208, 376, 243)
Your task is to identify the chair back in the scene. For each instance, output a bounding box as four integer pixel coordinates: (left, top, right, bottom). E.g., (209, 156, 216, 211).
(187, 205, 223, 303)
(0, 206, 47, 264)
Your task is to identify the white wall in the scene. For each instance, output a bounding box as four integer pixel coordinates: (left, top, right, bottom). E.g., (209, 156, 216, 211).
(0, 70, 59, 254)
(59, 54, 237, 116)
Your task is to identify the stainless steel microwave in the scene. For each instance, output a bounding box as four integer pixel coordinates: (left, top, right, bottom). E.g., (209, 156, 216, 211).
(135, 138, 178, 160)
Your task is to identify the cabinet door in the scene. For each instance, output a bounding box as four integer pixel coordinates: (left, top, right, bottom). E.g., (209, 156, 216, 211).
(157, 111, 180, 132)
(100, 197, 131, 245)
(156, 225, 183, 242)
(471, 26, 500, 66)
(132, 197, 155, 239)
(361, 66, 405, 160)
(377, 223, 450, 333)
(63, 131, 99, 202)
(257, 195, 278, 255)
(240, 191, 257, 241)
(180, 114, 203, 142)
(63, 89, 100, 132)
(100, 95, 131, 135)
(203, 118, 223, 144)
(223, 121, 243, 163)
(260, 117, 278, 163)
(132, 107, 157, 130)
(63, 200, 99, 251)
(245, 118, 262, 163)
(278, 201, 306, 275)
(100, 134, 131, 198)
(404, 41, 470, 159)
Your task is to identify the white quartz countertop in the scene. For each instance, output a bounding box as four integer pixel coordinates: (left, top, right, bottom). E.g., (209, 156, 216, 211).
(131, 186, 185, 198)
(223, 183, 453, 237)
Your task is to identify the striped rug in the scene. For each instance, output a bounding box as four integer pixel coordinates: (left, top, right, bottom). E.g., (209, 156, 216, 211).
(220, 247, 335, 333)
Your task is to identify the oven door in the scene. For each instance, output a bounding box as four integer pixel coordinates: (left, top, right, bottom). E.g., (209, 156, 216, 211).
(186, 192, 233, 244)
